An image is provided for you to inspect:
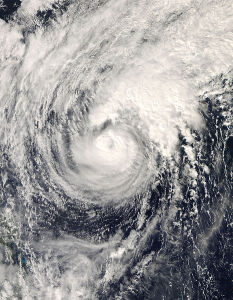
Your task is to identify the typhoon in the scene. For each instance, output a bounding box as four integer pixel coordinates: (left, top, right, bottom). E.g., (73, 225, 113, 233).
(0, 0, 232, 299)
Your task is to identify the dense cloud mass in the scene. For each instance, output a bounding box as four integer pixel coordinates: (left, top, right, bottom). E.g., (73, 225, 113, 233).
(0, 0, 232, 299)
